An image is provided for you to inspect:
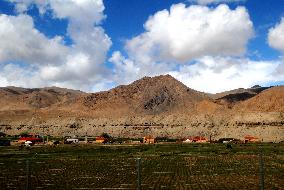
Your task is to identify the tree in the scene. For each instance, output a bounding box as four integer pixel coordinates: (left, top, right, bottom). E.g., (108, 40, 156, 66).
(101, 133, 111, 139)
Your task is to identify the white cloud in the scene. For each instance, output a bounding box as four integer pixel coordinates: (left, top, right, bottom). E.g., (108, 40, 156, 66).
(268, 17, 284, 52)
(8, 0, 48, 14)
(190, 0, 245, 5)
(273, 57, 284, 78)
(0, 63, 46, 88)
(1, 1, 283, 94)
(0, 14, 68, 65)
(125, 4, 254, 63)
(49, 0, 105, 25)
(0, 0, 112, 91)
(40, 53, 109, 85)
(109, 4, 284, 93)
(109, 51, 174, 85)
(110, 51, 283, 93)
(169, 56, 282, 93)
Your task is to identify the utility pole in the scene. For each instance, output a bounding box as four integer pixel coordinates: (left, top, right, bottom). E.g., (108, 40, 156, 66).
(85, 132, 88, 144)
(136, 158, 141, 190)
(259, 146, 265, 190)
(26, 159, 30, 190)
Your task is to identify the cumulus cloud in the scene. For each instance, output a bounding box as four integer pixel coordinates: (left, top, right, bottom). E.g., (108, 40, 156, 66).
(109, 51, 174, 85)
(109, 3, 284, 93)
(110, 51, 282, 93)
(109, 3, 283, 93)
(0, 0, 112, 91)
(109, 3, 259, 91)
(190, 0, 245, 5)
(268, 17, 284, 52)
(1, 1, 283, 94)
(0, 63, 46, 88)
(49, 0, 105, 25)
(125, 4, 254, 63)
(169, 56, 281, 93)
(8, 0, 48, 14)
(0, 14, 68, 65)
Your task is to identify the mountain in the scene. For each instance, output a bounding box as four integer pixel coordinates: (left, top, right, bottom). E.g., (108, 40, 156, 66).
(0, 86, 84, 110)
(0, 75, 283, 142)
(79, 75, 210, 116)
(235, 86, 284, 112)
(211, 86, 271, 107)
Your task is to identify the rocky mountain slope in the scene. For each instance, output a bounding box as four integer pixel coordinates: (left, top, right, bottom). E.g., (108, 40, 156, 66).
(78, 75, 211, 116)
(0, 86, 84, 110)
(235, 86, 284, 112)
(0, 75, 283, 141)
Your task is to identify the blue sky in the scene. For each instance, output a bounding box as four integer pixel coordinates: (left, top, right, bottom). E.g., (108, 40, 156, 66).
(0, 0, 283, 93)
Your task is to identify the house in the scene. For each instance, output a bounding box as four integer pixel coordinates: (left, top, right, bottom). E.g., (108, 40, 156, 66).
(96, 136, 107, 143)
(192, 136, 207, 143)
(143, 136, 155, 144)
(183, 137, 193, 143)
(25, 141, 33, 146)
(244, 135, 260, 143)
(18, 133, 43, 144)
(218, 138, 242, 144)
(64, 138, 79, 144)
(218, 138, 235, 144)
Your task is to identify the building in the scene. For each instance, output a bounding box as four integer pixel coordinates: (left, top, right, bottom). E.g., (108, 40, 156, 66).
(143, 136, 155, 144)
(183, 137, 193, 143)
(64, 138, 79, 144)
(96, 136, 107, 143)
(244, 135, 260, 143)
(192, 136, 207, 143)
(18, 133, 43, 144)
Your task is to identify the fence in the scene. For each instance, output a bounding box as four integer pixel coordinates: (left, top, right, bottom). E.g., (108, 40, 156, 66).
(0, 143, 283, 190)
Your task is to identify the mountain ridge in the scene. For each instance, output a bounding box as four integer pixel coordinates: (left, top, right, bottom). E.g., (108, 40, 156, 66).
(0, 75, 283, 141)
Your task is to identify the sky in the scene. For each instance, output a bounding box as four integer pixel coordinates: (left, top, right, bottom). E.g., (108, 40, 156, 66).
(0, 0, 283, 93)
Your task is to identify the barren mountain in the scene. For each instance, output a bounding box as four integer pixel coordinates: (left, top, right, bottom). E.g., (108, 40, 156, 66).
(211, 86, 271, 108)
(0, 86, 84, 110)
(235, 86, 284, 112)
(79, 75, 211, 117)
(0, 75, 283, 142)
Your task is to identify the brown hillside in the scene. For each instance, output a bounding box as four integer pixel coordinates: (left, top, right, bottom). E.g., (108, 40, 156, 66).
(235, 86, 284, 112)
(0, 76, 283, 142)
(79, 74, 211, 116)
(0, 86, 84, 111)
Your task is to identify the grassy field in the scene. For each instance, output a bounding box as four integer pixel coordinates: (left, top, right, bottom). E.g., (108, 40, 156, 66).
(0, 143, 283, 190)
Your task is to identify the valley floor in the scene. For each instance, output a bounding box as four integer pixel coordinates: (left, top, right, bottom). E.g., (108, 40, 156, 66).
(0, 143, 283, 189)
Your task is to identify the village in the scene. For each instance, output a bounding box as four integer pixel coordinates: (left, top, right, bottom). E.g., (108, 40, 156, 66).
(0, 131, 263, 147)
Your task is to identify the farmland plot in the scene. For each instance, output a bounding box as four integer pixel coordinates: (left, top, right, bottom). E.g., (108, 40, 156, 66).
(0, 144, 283, 190)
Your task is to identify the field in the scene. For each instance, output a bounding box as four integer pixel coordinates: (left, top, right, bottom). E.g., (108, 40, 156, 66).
(0, 143, 283, 190)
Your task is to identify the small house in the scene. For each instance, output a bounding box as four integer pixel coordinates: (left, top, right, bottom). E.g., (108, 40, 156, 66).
(218, 138, 236, 144)
(183, 137, 193, 143)
(96, 136, 107, 143)
(18, 133, 43, 144)
(193, 136, 207, 143)
(244, 135, 260, 143)
(64, 138, 79, 144)
(143, 136, 155, 144)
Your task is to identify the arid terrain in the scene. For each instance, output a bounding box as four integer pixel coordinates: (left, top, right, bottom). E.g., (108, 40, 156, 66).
(0, 75, 283, 142)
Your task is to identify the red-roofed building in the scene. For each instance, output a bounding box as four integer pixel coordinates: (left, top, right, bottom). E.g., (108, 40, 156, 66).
(18, 133, 43, 144)
(143, 136, 156, 144)
(96, 136, 107, 143)
(244, 135, 260, 143)
(193, 136, 208, 143)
